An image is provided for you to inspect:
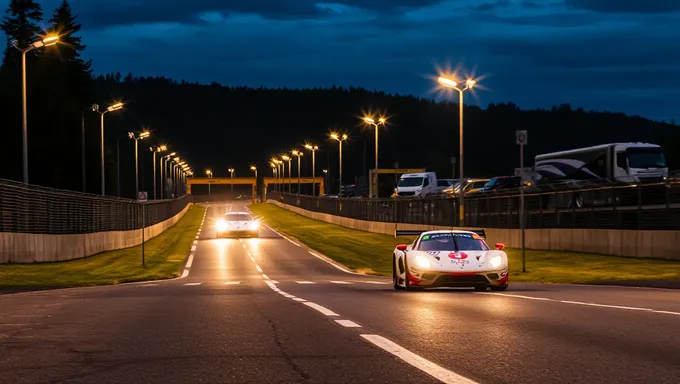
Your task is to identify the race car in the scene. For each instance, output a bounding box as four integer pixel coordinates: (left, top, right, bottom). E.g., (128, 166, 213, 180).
(392, 229, 508, 291)
(215, 211, 259, 238)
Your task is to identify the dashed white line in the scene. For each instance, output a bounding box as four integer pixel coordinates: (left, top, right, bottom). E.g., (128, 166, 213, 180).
(190, 245, 197, 252)
(335, 320, 361, 328)
(303, 302, 339, 316)
(265, 281, 278, 289)
(296, 281, 315, 284)
(359, 281, 390, 285)
(224, 281, 241, 285)
(261, 273, 270, 280)
(183, 282, 202, 286)
(270, 280, 279, 284)
(330, 281, 351, 284)
(185, 254, 194, 268)
(193, 240, 198, 245)
(143, 284, 158, 287)
(181, 269, 189, 278)
(255, 265, 263, 273)
(360, 334, 478, 384)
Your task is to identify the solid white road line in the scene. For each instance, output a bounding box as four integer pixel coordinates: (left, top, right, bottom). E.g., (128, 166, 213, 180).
(654, 310, 680, 316)
(360, 281, 390, 285)
(265, 224, 300, 246)
(270, 280, 280, 284)
(143, 284, 158, 287)
(183, 282, 202, 286)
(181, 269, 189, 278)
(185, 254, 194, 268)
(296, 281, 315, 284)
(303, 302, 339, 316)
(560, 300, 653, 311)
(476, 292, 552, 301)
(361, 335, 478, 384)
(308, 251, 359, 275)
(335, 320, 361, 328)
(224, 281, 241, 285)
(265, 281, 278, 289)
(255, 265, 263, 273)
(261, 273, 270, 280)
(292, 297, 307, 302)
(330, 281, 351, 284)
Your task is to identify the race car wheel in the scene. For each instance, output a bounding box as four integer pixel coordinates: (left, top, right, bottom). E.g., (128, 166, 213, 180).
(392, 257, 404, 290)
(490, 286, 508, 291)
(474, 285, 487, 292)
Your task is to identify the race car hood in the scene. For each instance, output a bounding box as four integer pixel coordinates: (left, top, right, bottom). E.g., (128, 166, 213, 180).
(406, 250, 507, 272)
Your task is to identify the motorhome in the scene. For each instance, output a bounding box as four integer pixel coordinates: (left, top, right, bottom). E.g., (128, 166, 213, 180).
(533, 143, 667, 184)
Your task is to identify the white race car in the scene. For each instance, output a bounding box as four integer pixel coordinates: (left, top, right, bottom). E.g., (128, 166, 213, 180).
(392, 229, 509, 291)
(215, 212, 259, 238)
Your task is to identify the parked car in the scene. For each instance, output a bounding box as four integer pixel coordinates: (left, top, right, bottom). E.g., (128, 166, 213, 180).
(472, 176, 522, 194)
(443, 178, 489, 196)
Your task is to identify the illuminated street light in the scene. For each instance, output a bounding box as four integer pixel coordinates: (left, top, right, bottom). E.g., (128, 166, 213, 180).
(228, 168, 235, 193)
(304, 143, 319, 196)
(291, 150, 303, 196)
(330, 133, 348, 195)
(12, 34, 60, 184)
(437, 75, 477, 226)
(150, 145, 166, 200)
(206, 169, 213, 196)
(362, 115, 387, 198)
(161, 152, 176, 199)
(94, 102, 124, 195)
(250, 165, 257, 179)
(281, 155, 292, 194)
(128, 130, 150, 198)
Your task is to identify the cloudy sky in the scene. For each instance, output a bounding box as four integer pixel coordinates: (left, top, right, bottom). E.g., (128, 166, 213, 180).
(31, 0, 680, 121)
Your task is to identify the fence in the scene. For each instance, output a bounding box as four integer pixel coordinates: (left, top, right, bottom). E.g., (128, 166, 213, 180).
(269, 181, 680, 230)
(0, 178, 191, 234)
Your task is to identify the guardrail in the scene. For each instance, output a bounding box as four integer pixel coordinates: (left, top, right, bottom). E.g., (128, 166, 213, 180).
(0, 178, 191, 234)
(269, 181, 680, 230)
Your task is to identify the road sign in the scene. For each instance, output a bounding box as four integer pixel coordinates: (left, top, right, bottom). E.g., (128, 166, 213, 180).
(516, 130, 528, 145)
(138, 191, 148, 202)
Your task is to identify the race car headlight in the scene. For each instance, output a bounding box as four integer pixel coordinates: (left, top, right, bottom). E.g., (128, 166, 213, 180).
(216, 219, 227, 231)
(249, 221, 259, 229)
(489, 255, 503, 269)
(414, 255, 431, 270)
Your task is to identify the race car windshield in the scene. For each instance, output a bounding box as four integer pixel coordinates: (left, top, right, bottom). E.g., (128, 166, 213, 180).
(417, 233, 489, 251)
(398, 177, 424, 187)
(225, 214, 251, 221)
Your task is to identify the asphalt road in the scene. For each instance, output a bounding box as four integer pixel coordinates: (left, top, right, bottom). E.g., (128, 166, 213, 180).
(1, 202, 679, 383)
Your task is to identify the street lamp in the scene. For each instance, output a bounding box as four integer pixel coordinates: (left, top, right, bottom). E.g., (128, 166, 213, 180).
(281, 155, 292, 193)
(437, 75, 477, 225)
(95, 102, 124, 195)
(291, 150, 303, 196)
(323, 169, 328, 196)
(161, 152, 176, 199)
(304, 143, 319, 196)
(81, 103, 97, 192)
(250, 165, 257, 179)
(330, 133, 348, 195)
(128, 130, 150, 199)
(149, 145, 166, 200)
(12, 34, 59, 184)
(206, 169, 213, 196)
(363, 116, 387, 198)
(228, 168, 235, 193)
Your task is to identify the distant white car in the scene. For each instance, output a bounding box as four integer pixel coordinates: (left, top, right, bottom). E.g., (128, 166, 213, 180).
(392, 229, 508, 291)
(215, 212, 259, 238)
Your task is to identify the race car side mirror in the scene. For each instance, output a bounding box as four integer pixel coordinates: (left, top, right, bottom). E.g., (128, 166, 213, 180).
(396, 244, 408, 251)
(495, 243, 505, 250)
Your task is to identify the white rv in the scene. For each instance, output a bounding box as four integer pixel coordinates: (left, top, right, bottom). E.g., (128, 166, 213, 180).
(534, 143, 667, 184)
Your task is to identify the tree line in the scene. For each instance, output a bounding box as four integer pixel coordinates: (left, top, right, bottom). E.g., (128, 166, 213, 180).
(1, 1, 677, 199)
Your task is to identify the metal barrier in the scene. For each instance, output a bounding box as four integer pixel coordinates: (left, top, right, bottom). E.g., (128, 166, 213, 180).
(269, 181, 680, 230)
(0, 178, 191, 234)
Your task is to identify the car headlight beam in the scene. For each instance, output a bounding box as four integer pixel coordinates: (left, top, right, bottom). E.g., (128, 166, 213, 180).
(414, 254, 431, 270)
(489, 255, 503, 269)
(216, 219, 227, 231)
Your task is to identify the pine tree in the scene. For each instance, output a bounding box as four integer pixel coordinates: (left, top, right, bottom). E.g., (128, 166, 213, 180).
(48, 0, 92, 80)
(0, 0, 42, 55)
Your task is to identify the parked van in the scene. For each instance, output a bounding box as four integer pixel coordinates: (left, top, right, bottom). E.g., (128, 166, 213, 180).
(395, 172, 438, 197)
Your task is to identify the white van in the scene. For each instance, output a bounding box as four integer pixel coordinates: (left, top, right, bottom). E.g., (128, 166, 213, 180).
(396, 172, 438, 197)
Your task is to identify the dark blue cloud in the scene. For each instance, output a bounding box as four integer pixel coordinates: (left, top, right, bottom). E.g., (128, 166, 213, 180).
(565, 0, 680, 13)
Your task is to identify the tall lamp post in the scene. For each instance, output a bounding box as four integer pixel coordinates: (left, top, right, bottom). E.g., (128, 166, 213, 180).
(363, 116, 386, 198)
(161, 152, 176, 199)
(281, 155, 292, 193)
(228, 168, 235, 193)
(323, 169, 328, 195)
(330, 133, 348, 195)
(150, 145, 166, 200)
(276, 159, 284, 192)
(128, 130, 150, 198)
(437, 76, 477, 226)
(205, 169, 213, 196)
(81, 104, 97, 192)
(12, 34, 59, 184)
(95, 102, 124, 195)
(304, 144, 319, 196)
(250, 166, 257, 179)
(291, 150, 303, 196)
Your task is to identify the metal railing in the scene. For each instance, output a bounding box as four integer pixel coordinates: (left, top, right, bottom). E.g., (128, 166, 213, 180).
(0, 178, 191, 234)
(269, 181, 680, 230)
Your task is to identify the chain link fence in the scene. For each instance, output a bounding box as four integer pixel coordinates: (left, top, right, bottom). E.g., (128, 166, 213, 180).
(269, 181, 680, 230)
(0, 178, 191, 234)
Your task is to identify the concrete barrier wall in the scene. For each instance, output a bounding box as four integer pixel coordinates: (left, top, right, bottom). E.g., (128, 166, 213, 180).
(267, 200, 680, 260)
(0, 203, 192, 264)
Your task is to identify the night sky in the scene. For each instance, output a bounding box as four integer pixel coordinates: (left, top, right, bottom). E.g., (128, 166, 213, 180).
(16, 0, 680, 121)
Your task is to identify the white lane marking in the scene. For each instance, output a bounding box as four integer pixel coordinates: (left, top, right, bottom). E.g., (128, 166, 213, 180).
(361, 335, 478, 384)
(270, 280, 280, 284)
(359, 281, 390, 285)
(255, 265, 263, 273)
(261, 273, 270, 280)
(181, 269, 189, 278)
(291, 297, 306, 302)
(654, 310, 680, 316)
(265, 224, 300, 246)
(303, 302, 339, 316)
(476, 292, 552, 301)
(335, 320, 361, 328)
(224, 281, 241, 285)
(183, 282, 202, 286)
(265, 281, 278, 289)
(330, 281, 352, 284)
(296, 281, 315, 284)
(190, 245, 197, 252)
(195, 236, 199, 239)
(560, 300, 653, 312)
(143, 284, 158, 287)
(185, 254, 194, 268)
(193, 240, 198, 245)
(308, 251, 360, 275)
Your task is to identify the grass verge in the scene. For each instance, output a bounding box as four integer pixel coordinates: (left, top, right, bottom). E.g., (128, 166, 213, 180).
(251, 203, 680, 285)
(0, 205, 205, 288)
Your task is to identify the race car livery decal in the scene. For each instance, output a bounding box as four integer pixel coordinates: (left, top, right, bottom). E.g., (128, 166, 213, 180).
(448, 252, 468, 259)
(426, 251, 440, 256)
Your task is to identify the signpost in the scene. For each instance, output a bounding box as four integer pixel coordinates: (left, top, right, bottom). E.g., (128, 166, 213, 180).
(138, 191, 148, 266)
(515, 130, 527, 272)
